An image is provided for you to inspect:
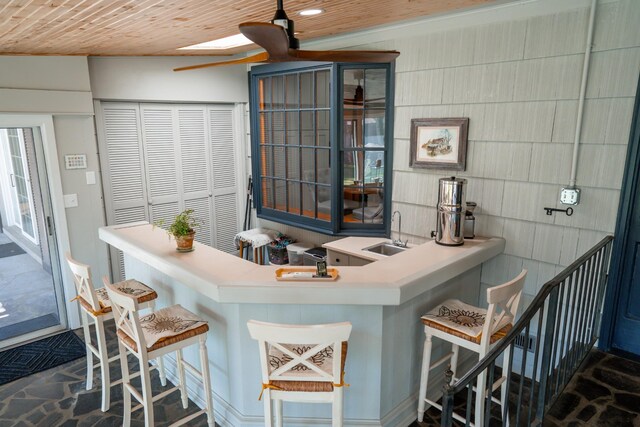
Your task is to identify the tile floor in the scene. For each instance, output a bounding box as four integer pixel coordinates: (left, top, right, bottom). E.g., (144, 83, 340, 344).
(0, 323, 211, 427)
(413, 349, 640, 426)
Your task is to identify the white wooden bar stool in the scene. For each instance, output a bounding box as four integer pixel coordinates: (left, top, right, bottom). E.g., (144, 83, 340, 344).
(105, 281, 215, 427)
(65, 253, 165, 412)
(247, 320, 352, 427)
(417, 270, 526, 427)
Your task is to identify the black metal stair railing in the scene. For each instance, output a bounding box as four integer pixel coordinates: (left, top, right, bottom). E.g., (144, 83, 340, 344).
(439, 235, 614, 427)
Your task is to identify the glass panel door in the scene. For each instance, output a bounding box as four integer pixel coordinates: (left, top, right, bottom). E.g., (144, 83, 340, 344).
(0, 127, 66, 348)
(6, 129, 38, 242)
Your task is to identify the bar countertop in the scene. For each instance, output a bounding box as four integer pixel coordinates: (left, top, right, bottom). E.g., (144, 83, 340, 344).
(99, 222, 505, 306)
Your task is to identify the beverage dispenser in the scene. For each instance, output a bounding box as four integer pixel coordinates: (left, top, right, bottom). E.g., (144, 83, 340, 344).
(432, 177, 466, 246)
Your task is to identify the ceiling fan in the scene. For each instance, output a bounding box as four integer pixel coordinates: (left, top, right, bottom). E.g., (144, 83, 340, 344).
(174, 0, 400, 72)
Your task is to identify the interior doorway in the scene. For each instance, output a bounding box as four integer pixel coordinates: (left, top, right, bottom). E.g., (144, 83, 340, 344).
(0, 126, 67, 349)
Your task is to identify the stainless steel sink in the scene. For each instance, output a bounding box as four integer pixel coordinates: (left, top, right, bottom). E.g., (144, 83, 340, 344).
(364, 242, 408, 256)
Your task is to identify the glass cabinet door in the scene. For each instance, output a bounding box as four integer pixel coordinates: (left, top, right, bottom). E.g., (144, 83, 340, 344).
(342, 67, 387, 227)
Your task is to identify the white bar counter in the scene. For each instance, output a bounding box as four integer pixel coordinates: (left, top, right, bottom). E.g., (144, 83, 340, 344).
(99, 222, 504, 426)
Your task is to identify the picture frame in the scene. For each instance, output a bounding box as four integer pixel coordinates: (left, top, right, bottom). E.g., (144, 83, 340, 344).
(409, 118, 469, 170)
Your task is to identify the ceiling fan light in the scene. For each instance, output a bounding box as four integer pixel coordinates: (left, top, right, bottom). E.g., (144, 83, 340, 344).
(178, 33, 253, 50)
(299, 8, 324, 16)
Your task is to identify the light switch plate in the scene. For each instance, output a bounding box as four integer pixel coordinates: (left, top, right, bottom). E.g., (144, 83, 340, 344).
(63, 193, 78, 208)
(86, 171, 96, 185)
(560, 187, 580, 205)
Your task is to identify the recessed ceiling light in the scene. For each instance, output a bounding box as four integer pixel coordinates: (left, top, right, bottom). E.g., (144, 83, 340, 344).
(298, 8, 324, 16)
(178, 34, 253, 50)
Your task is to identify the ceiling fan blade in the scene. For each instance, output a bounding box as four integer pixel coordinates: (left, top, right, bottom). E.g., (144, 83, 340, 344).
(240, 22, 290, 59)
(294, 49, 400, 63)
(173, 52, 270, 71)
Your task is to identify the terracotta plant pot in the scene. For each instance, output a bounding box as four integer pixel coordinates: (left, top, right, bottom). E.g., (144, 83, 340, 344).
(175, 231, 195, 251)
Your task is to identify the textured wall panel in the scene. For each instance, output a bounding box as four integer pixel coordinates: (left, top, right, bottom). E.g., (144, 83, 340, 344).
(514, 55, 583, 101)
(528, 143, 573, 185)
(524, 8, 589, 59)
(442, 62, 517, 104)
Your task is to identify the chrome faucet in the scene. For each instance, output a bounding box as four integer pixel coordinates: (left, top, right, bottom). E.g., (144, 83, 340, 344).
(392, 210, 408, 248)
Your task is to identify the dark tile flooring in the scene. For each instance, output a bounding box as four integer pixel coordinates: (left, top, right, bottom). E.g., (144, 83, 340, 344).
(1, 326, 640, 426)
(413, 349, 640, 427)
(0, 324, 212, 427)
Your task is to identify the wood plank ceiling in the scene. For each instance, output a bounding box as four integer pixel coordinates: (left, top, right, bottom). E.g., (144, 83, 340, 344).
(0, 0, 507, 56)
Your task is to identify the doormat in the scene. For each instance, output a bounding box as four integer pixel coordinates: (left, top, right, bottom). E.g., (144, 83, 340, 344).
(0, 242, 25, 259)
(0, 313, 60, 341)
(0, 331, 85, 386)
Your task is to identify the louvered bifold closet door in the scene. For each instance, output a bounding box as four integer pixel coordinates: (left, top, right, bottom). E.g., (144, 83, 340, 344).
(98, 103, 149, 282)
(140, 104, 181, 229)
(178, 107, 213, 246)
(209, 106, 239, 253)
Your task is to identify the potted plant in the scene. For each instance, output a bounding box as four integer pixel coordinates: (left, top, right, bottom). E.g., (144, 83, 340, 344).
(158, 209, 201, 251)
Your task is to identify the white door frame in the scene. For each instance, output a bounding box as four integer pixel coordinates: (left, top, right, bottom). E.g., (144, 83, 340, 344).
(0, 114, 78, 330)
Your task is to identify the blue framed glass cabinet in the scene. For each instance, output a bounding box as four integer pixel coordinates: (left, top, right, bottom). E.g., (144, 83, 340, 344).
(249, 61, 394, 236)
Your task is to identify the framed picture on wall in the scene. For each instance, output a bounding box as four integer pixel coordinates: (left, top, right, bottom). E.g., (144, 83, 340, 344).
(409, 118, 469, 170)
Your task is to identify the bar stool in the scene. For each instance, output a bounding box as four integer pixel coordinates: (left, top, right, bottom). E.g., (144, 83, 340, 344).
(247, 320, 352, 427)
(105, 282, 215, 427)
(65, 253, 165, 412)
(234, 228, 278, 264)
(417, 270, 527, 427)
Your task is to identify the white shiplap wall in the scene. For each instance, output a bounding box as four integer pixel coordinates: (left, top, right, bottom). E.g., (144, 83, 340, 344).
(252, 0, 640, 305)
(382, 0, 640, 302)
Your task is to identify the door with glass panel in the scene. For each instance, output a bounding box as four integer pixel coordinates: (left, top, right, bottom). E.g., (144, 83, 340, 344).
(0, 127, 66, 348)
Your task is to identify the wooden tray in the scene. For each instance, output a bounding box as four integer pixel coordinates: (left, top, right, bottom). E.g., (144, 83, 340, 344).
(275, 267, 339, 281)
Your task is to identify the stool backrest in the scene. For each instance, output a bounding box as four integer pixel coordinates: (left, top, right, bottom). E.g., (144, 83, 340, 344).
(104, 280, 145, 353)
(482, 269, 527, 349)
(66, 252, 100, 312)
(247, 320, 352, 385)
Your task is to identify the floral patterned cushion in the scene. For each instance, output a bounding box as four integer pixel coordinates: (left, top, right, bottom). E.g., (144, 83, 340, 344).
(421, 299, 510, 338)
(138, 304, 207, 347)
(268, 343, 334, 378)
(94, 279, 155, 308)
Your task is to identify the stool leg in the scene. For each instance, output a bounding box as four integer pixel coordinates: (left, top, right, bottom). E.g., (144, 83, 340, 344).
(253, 247, 260, 265)
(475, 368, 487, 427)
(274, 399, 283, 427)
(199, 337, 216, 427)
(417, 332, 433, 422)
(81, 311, 93, 391)
(148, 301, 167, 387)
(263, 390, 273, 427)
(95, 316, 111, 412)
(332, 386, 344, 427)
(239, 241, 244, 259)
(118, 340, 132, 427)
(451, 344, 460, 380)
(176, 349, 189, 409)
(139, 353, 155, 427)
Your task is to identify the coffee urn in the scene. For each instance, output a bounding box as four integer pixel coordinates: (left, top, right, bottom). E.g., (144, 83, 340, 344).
(432, 177, 466, 246)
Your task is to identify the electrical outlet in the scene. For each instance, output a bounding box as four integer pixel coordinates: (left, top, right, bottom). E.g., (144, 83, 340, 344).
(560, 187, 580, 205)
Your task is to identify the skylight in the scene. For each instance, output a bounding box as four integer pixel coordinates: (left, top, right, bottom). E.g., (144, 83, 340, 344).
(178, 34, 253, 50)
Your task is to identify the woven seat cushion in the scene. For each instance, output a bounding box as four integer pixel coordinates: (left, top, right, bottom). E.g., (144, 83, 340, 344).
(421, 299, 512, 345)
(266, 342, 348, 393)
(117, 304, 208, 352)
(79, 279, 157, 316)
